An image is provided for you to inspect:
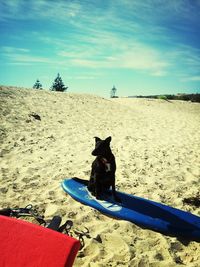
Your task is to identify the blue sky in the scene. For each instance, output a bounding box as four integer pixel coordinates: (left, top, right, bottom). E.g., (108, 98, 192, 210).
(0, 0, 200, 97)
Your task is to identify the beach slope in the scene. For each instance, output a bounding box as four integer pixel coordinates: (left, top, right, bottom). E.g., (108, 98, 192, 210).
(0, 86, 200, 266)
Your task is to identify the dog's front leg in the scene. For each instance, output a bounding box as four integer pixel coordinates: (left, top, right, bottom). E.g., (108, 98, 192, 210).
(112, 179, 121, 203)
(88, 176, 95, 196)
(94, 174, 103, 200)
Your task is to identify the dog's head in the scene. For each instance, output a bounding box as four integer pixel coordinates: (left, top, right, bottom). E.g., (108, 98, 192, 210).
(92, 136, 112, 157)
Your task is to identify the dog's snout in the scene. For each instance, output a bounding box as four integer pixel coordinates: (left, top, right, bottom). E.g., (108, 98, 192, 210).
(91, 150, 96, 156)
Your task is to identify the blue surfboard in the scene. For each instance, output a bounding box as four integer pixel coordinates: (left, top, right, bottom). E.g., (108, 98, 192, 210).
(61, 178, 200, 241)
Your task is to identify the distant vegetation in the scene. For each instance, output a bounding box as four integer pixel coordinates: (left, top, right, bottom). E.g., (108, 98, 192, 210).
(50, 73, 68, 92)
(132, 94, 200, 103)
(33, 79, 42, 90)
(33, 73, 68, 92)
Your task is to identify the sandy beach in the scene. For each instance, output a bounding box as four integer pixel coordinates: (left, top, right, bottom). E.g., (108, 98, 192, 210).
(0, 86, 200, 266)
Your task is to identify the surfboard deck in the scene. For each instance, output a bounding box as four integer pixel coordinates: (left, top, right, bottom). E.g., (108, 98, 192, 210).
(62, 177, 200, 241)
(0, 215, 80, 267)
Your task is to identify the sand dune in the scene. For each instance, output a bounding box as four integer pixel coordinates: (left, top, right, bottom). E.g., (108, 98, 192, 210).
(0, 86, 200, 266)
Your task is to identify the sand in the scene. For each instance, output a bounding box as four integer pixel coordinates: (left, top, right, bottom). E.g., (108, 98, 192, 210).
(0, 85, 200, 266)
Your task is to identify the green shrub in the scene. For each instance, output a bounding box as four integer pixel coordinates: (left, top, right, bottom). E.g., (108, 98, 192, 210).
(157, 95, 167, 100)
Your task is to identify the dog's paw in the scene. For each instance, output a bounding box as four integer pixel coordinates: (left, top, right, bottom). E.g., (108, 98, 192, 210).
(96, 195, 104, 200)
(91, 191, 95, 197)
(115, 196, 122, 203)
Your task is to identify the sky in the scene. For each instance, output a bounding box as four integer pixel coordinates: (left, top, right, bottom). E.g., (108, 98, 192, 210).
(0, 0, 200, 97)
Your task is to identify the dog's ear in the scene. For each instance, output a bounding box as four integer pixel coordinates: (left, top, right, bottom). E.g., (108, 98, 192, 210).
(94, 137, 101, 143)
(105, 136, 112, 143)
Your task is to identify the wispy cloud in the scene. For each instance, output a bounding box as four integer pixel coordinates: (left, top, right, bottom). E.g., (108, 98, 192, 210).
(0, 0, 82, 22)
(166, 45, 200, 80)
(32, 25, 199, 81)
(8, 54, 51, 63)
(2, 46, 30, 53)
(1, 46, 51, 64)
(180, 76, 200, 82)
(188, 76, 200, 81)
(52, 26, 170, 76)
(67, 43, 170, 76)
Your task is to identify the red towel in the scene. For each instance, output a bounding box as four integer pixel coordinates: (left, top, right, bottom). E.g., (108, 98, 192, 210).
(0, 215, 80, 267)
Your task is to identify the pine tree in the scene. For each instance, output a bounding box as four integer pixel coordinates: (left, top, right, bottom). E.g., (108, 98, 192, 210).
(33, 79, 42, 89)
(50, 73, 68, 92)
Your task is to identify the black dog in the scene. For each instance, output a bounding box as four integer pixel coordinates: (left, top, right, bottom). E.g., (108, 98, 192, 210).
(88, 136, 121, 202)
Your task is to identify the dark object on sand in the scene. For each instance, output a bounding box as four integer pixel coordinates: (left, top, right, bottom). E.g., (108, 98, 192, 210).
(29, 112, 41, 121)
(183, 197, 200, 207)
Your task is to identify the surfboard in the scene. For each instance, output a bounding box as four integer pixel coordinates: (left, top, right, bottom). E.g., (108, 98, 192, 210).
(0, 215, 80, 267)
(62, 177, 200, 241)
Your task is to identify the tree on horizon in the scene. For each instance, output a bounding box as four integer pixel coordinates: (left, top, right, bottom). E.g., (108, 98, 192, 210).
(33, 79, 42, 89)
(50, 73, 68, 92)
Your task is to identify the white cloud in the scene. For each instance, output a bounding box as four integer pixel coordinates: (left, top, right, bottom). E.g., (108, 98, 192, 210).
(181, 76, 200, 82)
(0, 0, 82, 22)
(10, 54, 51, 63)
(56, 29, 170, 76)
(150, 70, 168, 77)
(2, 46, 51, 64)
(2, 46, 30, 53)
(190, 76, 200, 81)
